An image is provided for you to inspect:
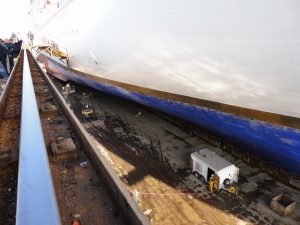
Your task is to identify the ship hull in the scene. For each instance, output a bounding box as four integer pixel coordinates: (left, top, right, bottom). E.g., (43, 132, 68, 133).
(38, 53, 300, 176)
(34, 0, 300, 119)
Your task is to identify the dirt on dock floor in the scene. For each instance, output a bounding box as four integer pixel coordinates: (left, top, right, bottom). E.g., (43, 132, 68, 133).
(63, 83, 300, 225)
(0, 75, 20, 225)
(0, 163, 18, 225)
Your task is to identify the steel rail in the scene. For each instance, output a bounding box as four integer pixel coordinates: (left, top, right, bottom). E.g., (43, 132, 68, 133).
(32, 50, 150, 225)
(16, 50, 61, 225)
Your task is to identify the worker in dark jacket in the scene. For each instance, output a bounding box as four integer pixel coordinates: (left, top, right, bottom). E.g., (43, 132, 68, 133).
(0, 39, 8, 77)
(0, 39, 22, 75)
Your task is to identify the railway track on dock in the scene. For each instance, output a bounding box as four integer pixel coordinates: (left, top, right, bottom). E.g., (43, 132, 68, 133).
(0, 50, 148, 225)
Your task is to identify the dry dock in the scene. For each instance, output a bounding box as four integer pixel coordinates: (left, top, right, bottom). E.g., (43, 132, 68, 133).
(0, 49, 299, 225)
(52, 80, 300, 225)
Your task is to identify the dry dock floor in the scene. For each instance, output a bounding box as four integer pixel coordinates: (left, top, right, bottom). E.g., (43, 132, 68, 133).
(60, 81, 299, 225)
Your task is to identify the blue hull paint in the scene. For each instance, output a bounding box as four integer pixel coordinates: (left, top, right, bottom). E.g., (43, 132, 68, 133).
(45, 58, 300, 176)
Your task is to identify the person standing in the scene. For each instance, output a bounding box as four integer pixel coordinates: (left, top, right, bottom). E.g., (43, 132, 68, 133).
(0, 38, 22, 75)
(0, 39, 9, 75)
(27, 31, 34, 46)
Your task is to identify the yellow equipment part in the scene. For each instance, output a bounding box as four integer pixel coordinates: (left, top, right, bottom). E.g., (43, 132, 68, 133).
(81, 106, 94, 118)
(209, 177, 215, 192)
(227, 186, 236, 193)
(34, 45, 68, 59)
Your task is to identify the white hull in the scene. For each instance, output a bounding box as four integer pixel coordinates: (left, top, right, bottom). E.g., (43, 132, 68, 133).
(34, 0, 300, 118)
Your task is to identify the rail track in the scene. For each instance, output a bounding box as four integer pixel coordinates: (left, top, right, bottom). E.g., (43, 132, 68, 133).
(0, 50, 149, 225)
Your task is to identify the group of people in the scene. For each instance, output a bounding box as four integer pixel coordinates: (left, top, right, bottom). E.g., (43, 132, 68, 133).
(0, 38, 22, 78)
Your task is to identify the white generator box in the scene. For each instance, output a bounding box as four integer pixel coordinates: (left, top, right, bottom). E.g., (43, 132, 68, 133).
(190, 148, 239, 190)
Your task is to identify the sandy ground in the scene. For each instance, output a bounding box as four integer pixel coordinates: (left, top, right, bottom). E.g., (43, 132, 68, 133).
(59, 81, 299, 225)
(0, 163, 17, 225)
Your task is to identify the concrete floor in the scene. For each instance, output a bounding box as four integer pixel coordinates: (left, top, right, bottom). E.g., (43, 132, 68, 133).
(62, 82, 299, 225)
